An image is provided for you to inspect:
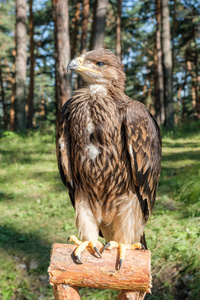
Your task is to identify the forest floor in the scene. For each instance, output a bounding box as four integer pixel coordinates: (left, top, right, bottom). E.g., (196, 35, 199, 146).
(0, 122, 200, 300)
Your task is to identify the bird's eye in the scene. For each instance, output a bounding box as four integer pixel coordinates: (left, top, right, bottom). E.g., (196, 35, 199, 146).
(96, 62, 105, 67)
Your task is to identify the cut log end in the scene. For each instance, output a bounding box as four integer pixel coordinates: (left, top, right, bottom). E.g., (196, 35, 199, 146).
(48, 243, 152, 294)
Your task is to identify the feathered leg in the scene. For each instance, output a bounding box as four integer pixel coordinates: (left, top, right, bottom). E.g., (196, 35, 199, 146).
(68, 193, 103, 263)
(102, 193, 145, 269)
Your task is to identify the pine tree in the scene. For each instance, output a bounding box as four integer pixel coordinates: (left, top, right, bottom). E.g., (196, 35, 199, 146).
(90, 0, 109, 49)
(52, 0, 71, 114)
(154, 0, 164, 125)
(27, 0, 35, 128)
(15, 0, 27, 130)
(161, 0, 174, 129)
(115, 0, 122, 60)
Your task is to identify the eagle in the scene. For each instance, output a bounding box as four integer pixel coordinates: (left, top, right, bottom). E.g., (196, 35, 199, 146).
(56, 49, 162, 269)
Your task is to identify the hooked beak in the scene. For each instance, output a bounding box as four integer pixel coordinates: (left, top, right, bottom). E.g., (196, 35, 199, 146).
(67, 56, 100, 74)
(67, 56, 84, 73)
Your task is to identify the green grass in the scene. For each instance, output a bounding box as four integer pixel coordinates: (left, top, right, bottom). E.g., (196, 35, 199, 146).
(0, 123, 200, 300)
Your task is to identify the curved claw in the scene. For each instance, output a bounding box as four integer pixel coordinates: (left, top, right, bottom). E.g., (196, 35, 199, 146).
(102, 243, 111, 253)
(141, 244, 146, 250)
(119, 258, 123, 270)
(75, 254, 83, 264)
(94, 246, 102, 258)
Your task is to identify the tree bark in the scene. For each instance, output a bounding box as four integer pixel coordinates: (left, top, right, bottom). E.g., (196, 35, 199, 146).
(116, 290, 145, 300)
(175, 84, 182, 124)
(27, 0, 34, 129)
(89, 0, 98, 51)
(9, 52, 16, 132)
(81, 0, 90, 54)
(15, 0, 27, 131)
(52, 0, 71, 115)
(90, 0, 109, 50)
(194, 37, 200, 119)
(187, 60, 196, 113)
(78, 0, 90, 88)
(154, 0, 165, 125)
(161, 0, 174, 129)
(48, 243, 152, 294)
(0, 62, 7, 129)
(10, 74, 15, 131)
(53, 284, 81, 300)
(115, 0, 122, 61)
(171, 0, 177, 75)
(71, 1, 80, 59)
(182, 59, 188, 120)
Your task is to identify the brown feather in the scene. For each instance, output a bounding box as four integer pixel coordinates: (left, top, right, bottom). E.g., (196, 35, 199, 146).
(56, 49, 162, 244)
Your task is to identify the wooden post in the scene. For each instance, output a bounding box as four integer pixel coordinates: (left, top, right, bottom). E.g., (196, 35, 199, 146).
(116, 290, 146, 300)
(53, 284, 81, 300)
(48, 243, 152, 300)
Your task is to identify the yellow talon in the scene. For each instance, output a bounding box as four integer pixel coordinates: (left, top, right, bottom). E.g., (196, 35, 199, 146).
(119, 243, 126, 260)
(74, 241, 90, 257)
(102, 241, 118, 251)
(102, 241, 145, 269)
(128, 242, 144, 250)
(67, 235, 82, 245)
(67, 235, 103, 263)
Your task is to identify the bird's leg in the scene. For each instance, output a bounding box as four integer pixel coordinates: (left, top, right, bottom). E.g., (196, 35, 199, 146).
(67, 235, 103, 263)
(68, 195, 104, 263)
(102, 241, 145, 269)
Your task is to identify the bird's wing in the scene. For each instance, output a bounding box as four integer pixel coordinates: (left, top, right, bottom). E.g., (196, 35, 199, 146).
(56, 100, 75, 207)
(123, 100, 162, 221)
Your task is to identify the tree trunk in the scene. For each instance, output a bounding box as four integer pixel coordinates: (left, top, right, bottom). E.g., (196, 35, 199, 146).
(52, 0, 71, 115)
(161, 0, 174, 129)
(90, 0, 109, 50)
(182, 59, 187, 120)
(9, 52, 16, 132)
(187, 60, 196, 113)
(0, 62, 7, 130)
(27, 0, 34, 129)
(194, 38, 200, 119)
(171, 0, 177, 75)
(78, 0, 90, 88)
(81, 0, 90, 54)
(89, 0, 98, 51)
(15, 0, 27, 131)
(175, 84, 182, 124)
(115, 0, 122, 61)
(71, 1, 80, 59)
(154, 0, 165, 126)
(10, 75, 15, 131)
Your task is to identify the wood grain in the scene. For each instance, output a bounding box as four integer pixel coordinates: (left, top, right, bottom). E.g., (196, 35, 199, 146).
(48, 243, 152, 293)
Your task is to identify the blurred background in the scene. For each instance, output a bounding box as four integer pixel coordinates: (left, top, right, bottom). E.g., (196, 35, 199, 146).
(0, 0, 200, 299)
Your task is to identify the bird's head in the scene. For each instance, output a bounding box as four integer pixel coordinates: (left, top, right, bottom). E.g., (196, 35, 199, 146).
(67, 49, 126, 92)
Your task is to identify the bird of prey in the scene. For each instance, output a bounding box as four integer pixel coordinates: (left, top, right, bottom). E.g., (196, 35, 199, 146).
(56, 49, 162, 269)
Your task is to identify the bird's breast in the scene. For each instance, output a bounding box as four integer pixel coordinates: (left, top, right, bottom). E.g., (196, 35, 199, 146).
(68, 94, 129, 200)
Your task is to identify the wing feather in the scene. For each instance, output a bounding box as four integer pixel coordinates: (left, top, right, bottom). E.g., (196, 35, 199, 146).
(124, 100, 162, 221)
(56, 100, 75, 207)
